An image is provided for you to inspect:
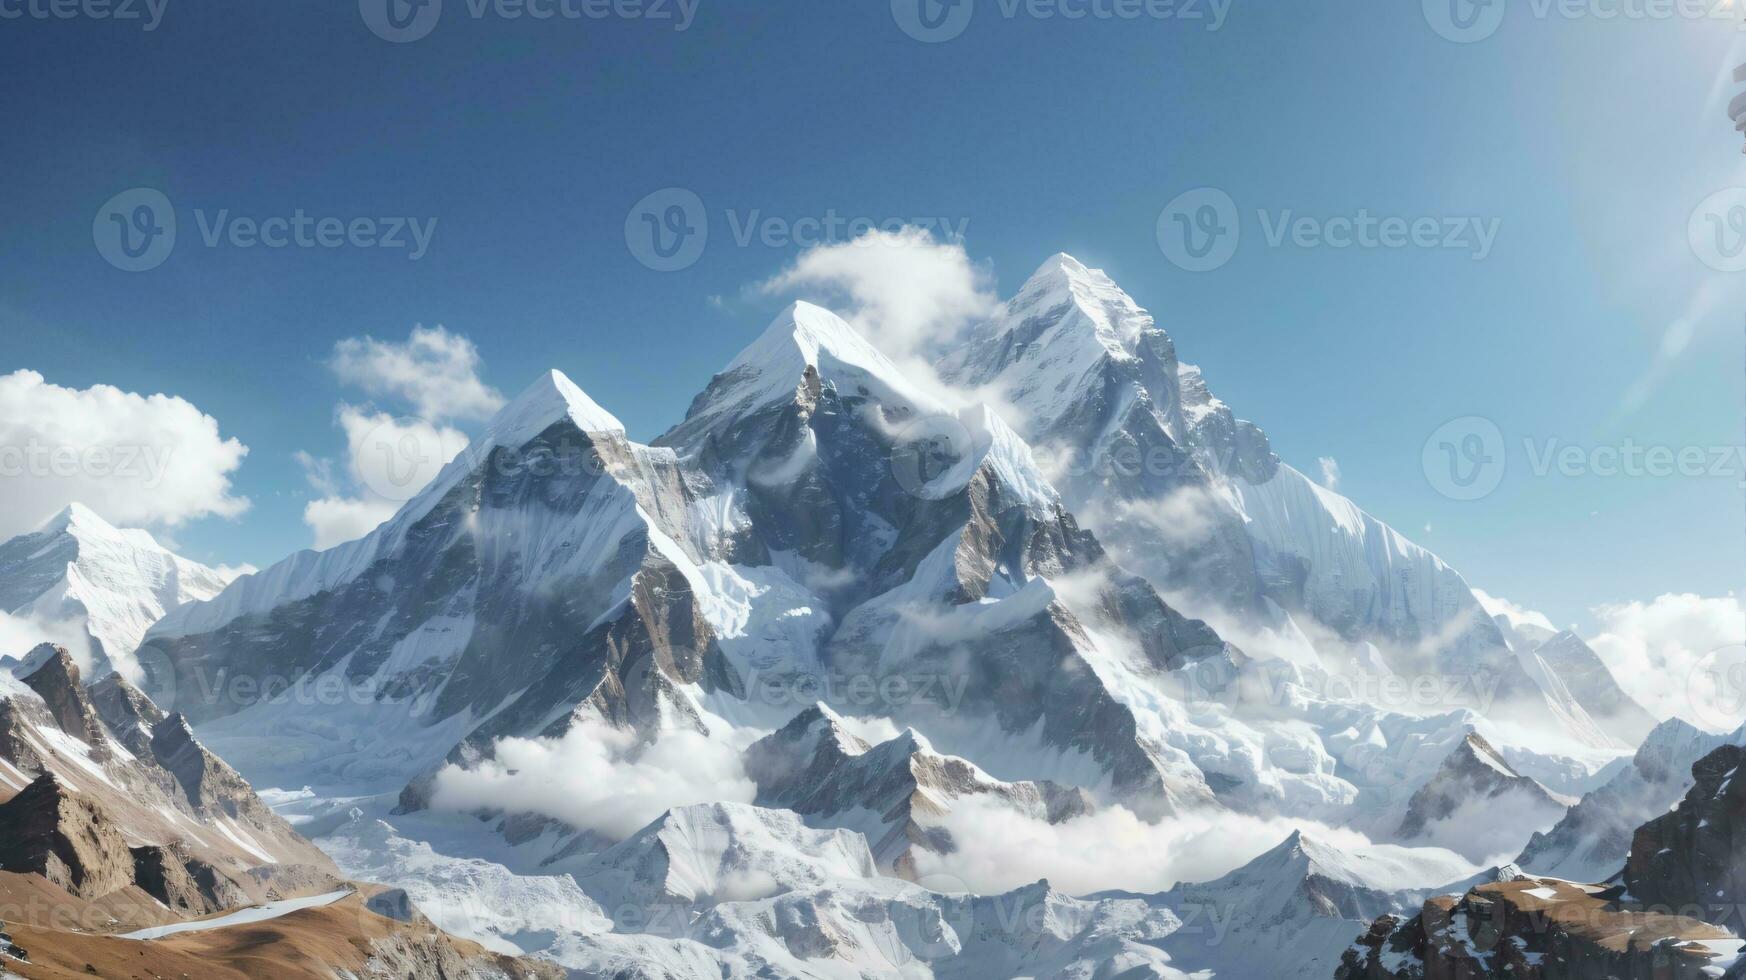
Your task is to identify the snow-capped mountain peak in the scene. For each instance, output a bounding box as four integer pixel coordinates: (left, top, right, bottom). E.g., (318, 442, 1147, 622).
(485, 367, 624, 446)
(667, 300, 939, 449)
(1006, 251, 1152, 355)
(0, 504, 230, 682)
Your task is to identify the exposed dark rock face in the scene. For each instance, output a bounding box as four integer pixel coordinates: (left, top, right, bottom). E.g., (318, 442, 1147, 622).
(129, 842, 247, 915)
(365, 887, 419, 923)
(0, 921, 26, 962)
(1624, 743, 1746, 914)
(149, 713, 262, 816)
(0, 773, 134, 899)
(88, 672, 167, 758)
(18, 648, 108, 755)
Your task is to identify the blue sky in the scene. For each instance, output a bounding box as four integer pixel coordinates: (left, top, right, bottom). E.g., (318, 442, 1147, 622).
(2, 0, 1743, 628)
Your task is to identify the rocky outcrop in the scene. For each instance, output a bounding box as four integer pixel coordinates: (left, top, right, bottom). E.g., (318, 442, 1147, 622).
(1336, 878, 1741, 980)
(0, 921, 26, 962)
(1343, 744, 1746, 979)
(0, 773, 134, 899)
(130, 842, 248, 915)
(1624, 743, 1746, 914)
(365, 887, 419, 923)
(0, 644, 340, 890)
(89, 671, 167, 757)
(150, 713, 262, 816)
(18, 647, 108, 754)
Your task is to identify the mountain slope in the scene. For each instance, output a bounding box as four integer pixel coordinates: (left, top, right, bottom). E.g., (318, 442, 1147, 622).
(0, 645, 337, 903)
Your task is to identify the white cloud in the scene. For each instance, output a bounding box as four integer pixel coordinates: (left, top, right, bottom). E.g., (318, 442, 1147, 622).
(912, 796, 1479, 897)
(1586, 592, 1746, 727)
(300, 495, 401, 552)
(1095, 483, 1233, 549)
(296, 407, 469, 550)
(330, 325, 505, 423)
(1316, 456, 1341, 490)
(430, 719, 757, 841)
(1472, 589, 1556, 634)
(0, 610, 93, 674)
(296, 326, 502, 550)
(0, 370, 249, 540)
(758, 226, 999, 366)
